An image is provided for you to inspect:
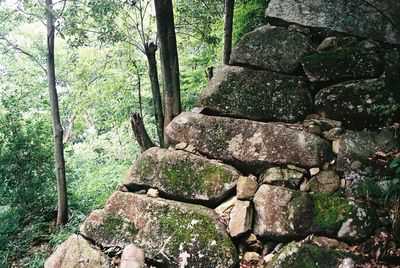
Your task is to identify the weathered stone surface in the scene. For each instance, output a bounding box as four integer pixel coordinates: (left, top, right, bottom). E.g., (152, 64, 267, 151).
(236, 176, 258, 200)
(197, 66, 313, 123)
(253, 185, 375, 241)
(265, 0, 400, 45)
(260, 167, 304, 189)
(80, 192, 237, 267)
(253, 185, 313, 239)
(315, 78, 400, 129)
(120, 244, 145, 268)
(230, 26, 314, 73)
(124, 147, 240, 205)
(44, 234, 109, 268)
(266, 241, 352, 268)
(308, 170, 340, 194)
(228, 200, 253, 237)
(301, 48, 383, 82)
(317, 36, 359, 52)
(166, 113, 333, 173)
(336, 129, 399, 172)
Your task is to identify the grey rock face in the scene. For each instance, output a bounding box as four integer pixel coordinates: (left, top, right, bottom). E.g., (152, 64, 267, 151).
(308, 170, 340, 194)
(236, 176, 259, 200)
(230, 26, 314, 73)
(124, 147, 240, 205)
(260, 167, 304, 189)
(80, 192, 238, 268)
(315, 78, 399, 130)
(198, 66, 313, 123)
(265, 0, 400, 45)
(228, 200, 253, 237)
(166, 113, 333, 173)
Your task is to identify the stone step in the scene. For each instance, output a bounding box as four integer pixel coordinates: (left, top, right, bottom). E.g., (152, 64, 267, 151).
(124, 147, 241, 206)
(166, 112, 333, 174)
(80, 191, 238, 268)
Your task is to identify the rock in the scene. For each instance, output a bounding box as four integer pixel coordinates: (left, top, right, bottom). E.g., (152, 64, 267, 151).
(80, 192, 237, 267)
(299, 180, 310, 192)
(214, 196, 237, 215)
(265, 0, 400, 45)
(288, 24, 310, 35)
(253, 185, 375, 241)
(243, 252, 260, 262)
(308, 236, 347, 250)
(308, 170, 340, 194)
(315, 78, 399, 129)
(336, 129, 399, 172)
(339, 258, 356, 268)
(230, 26, 314, 73)
(260, 167, 304, 189)
(323, 128, 343, 141)
(236, 176, 258, 200)
(253, 185, 313, 239)
(312, 118, 342, 131)
(310, 168, 320, 176)
(197, 66, 313, 123)
(44, 234, 109, 268)
(301, 48, 383, 82)
(229, 200, 253, 237)
(343, 172, 395, 199)
(147, 188, 159, 198)
(287, 165, 308, 174)
(306, 124, 322, 136)
(244, 233, 258, 245)
(124, 147, 240, 206)
(317, 36, 359, 52)
(120, 244, 145, 268)
(166, 113, 333, 174)
(332, 140, 340, 155)
(266, 241, 353, 268)
(175, 142, 188, 150)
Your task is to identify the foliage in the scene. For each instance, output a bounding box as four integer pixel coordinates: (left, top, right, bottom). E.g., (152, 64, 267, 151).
(387, 157, 400, 220)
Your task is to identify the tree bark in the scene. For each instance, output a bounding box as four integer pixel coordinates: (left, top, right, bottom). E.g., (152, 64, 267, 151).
(154, 0, 181, 147)
(145, 42, 164, 147)
(45, 0, 68, 226)
(223, 0, 235, 65)
(130, 112, 155, 152)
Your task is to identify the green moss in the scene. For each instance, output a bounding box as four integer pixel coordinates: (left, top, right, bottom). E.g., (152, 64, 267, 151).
(94, 211, 138, 239)
(135, 157, 157, 176)
(302, 47, 360, 66)
(157, 206, 237, 261)
(312, 193, 355, 230)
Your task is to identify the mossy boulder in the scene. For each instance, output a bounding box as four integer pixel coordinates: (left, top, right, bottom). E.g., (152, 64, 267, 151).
(315, 78, 400, 129)
(166, 113, 333, 174)
(252, 185, 375, 241)
(80, 192, 237, 268)
(301, 47, 383, 82)
(230, 26, 314, 73)
(266, 241, 356, 268)
(124, 147, 240, 206)
(197, 66, 313, 123)
(265, 0, 400, 45)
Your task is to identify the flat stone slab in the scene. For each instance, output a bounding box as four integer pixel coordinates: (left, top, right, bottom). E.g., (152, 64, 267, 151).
(124, 147, 241, 206)
(265, 0, 400, 45)
(166, 113, 333, 173)
(80, 192, 238, 268)
(230, 26, 314, 73)
(198, 66, 313, 123)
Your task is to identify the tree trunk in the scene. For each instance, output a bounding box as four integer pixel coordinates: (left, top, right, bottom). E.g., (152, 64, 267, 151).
(223, 0, 235, 65)
(145, 42, 164, 147)
(45, 0, 68, 226)
(130, 112, 155, 152)
(154, 0, 181, 147)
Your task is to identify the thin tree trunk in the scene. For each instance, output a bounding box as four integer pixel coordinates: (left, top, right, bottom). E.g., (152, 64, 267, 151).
(145, 42, 164, 148)
(45, 0, 68, 226)
(223, 0, 235, 65)
(154, 0, 181, 147)
(130, 112, 155, 152)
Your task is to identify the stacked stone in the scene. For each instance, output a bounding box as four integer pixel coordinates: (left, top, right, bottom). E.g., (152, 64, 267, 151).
(45, 1, 399, 267)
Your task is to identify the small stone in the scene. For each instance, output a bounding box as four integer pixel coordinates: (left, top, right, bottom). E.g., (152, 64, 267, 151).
(287, 24, 310, 34)
(244, 233, 258, 244)
(317, 36, 337, 51)
(273, 243, 284, 253)
(263, 253, 274, 263)
(146, 188, 159, 198)
(243, 252, 260, 262)
(310, 168, 320, 176)
(338, 258, 356, 268)
(287, 165, 307, 174)
(340, 179, 346, 188)
(115, 184, 129, 192)
(237, 175, 259, 200)
(174, 142, 188, 150)
(350, 161, 362, 170)
(307, 124, 322, 135)
(300, 180, 310, 192)
(120, 244, 145, 268)
(214, 196, 237, 215)
(323, 127, 343, 141)
(261, 167, 304, 189)
(184, 144, 196, 153)
(306, 114, 320, 120)
(229, 200, 253, 237)
(333, 140, 341, 154)
(314, 118, 342, 131)
(308, 170, 340, 194)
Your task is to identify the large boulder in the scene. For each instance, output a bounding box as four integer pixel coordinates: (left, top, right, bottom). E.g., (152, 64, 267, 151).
(197, 66, 313, 123)
(315, 78, 400, 129)
(301, 48, 383, 82)
(253, 185, 376, 241)
(166, 113, 333, 173)
(230, 26, 314, 73)
(124, 147, 240, 206)
(44, 234, 109, 268)
(80, 192, 237, 268)
(265, 0, 400, 45)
